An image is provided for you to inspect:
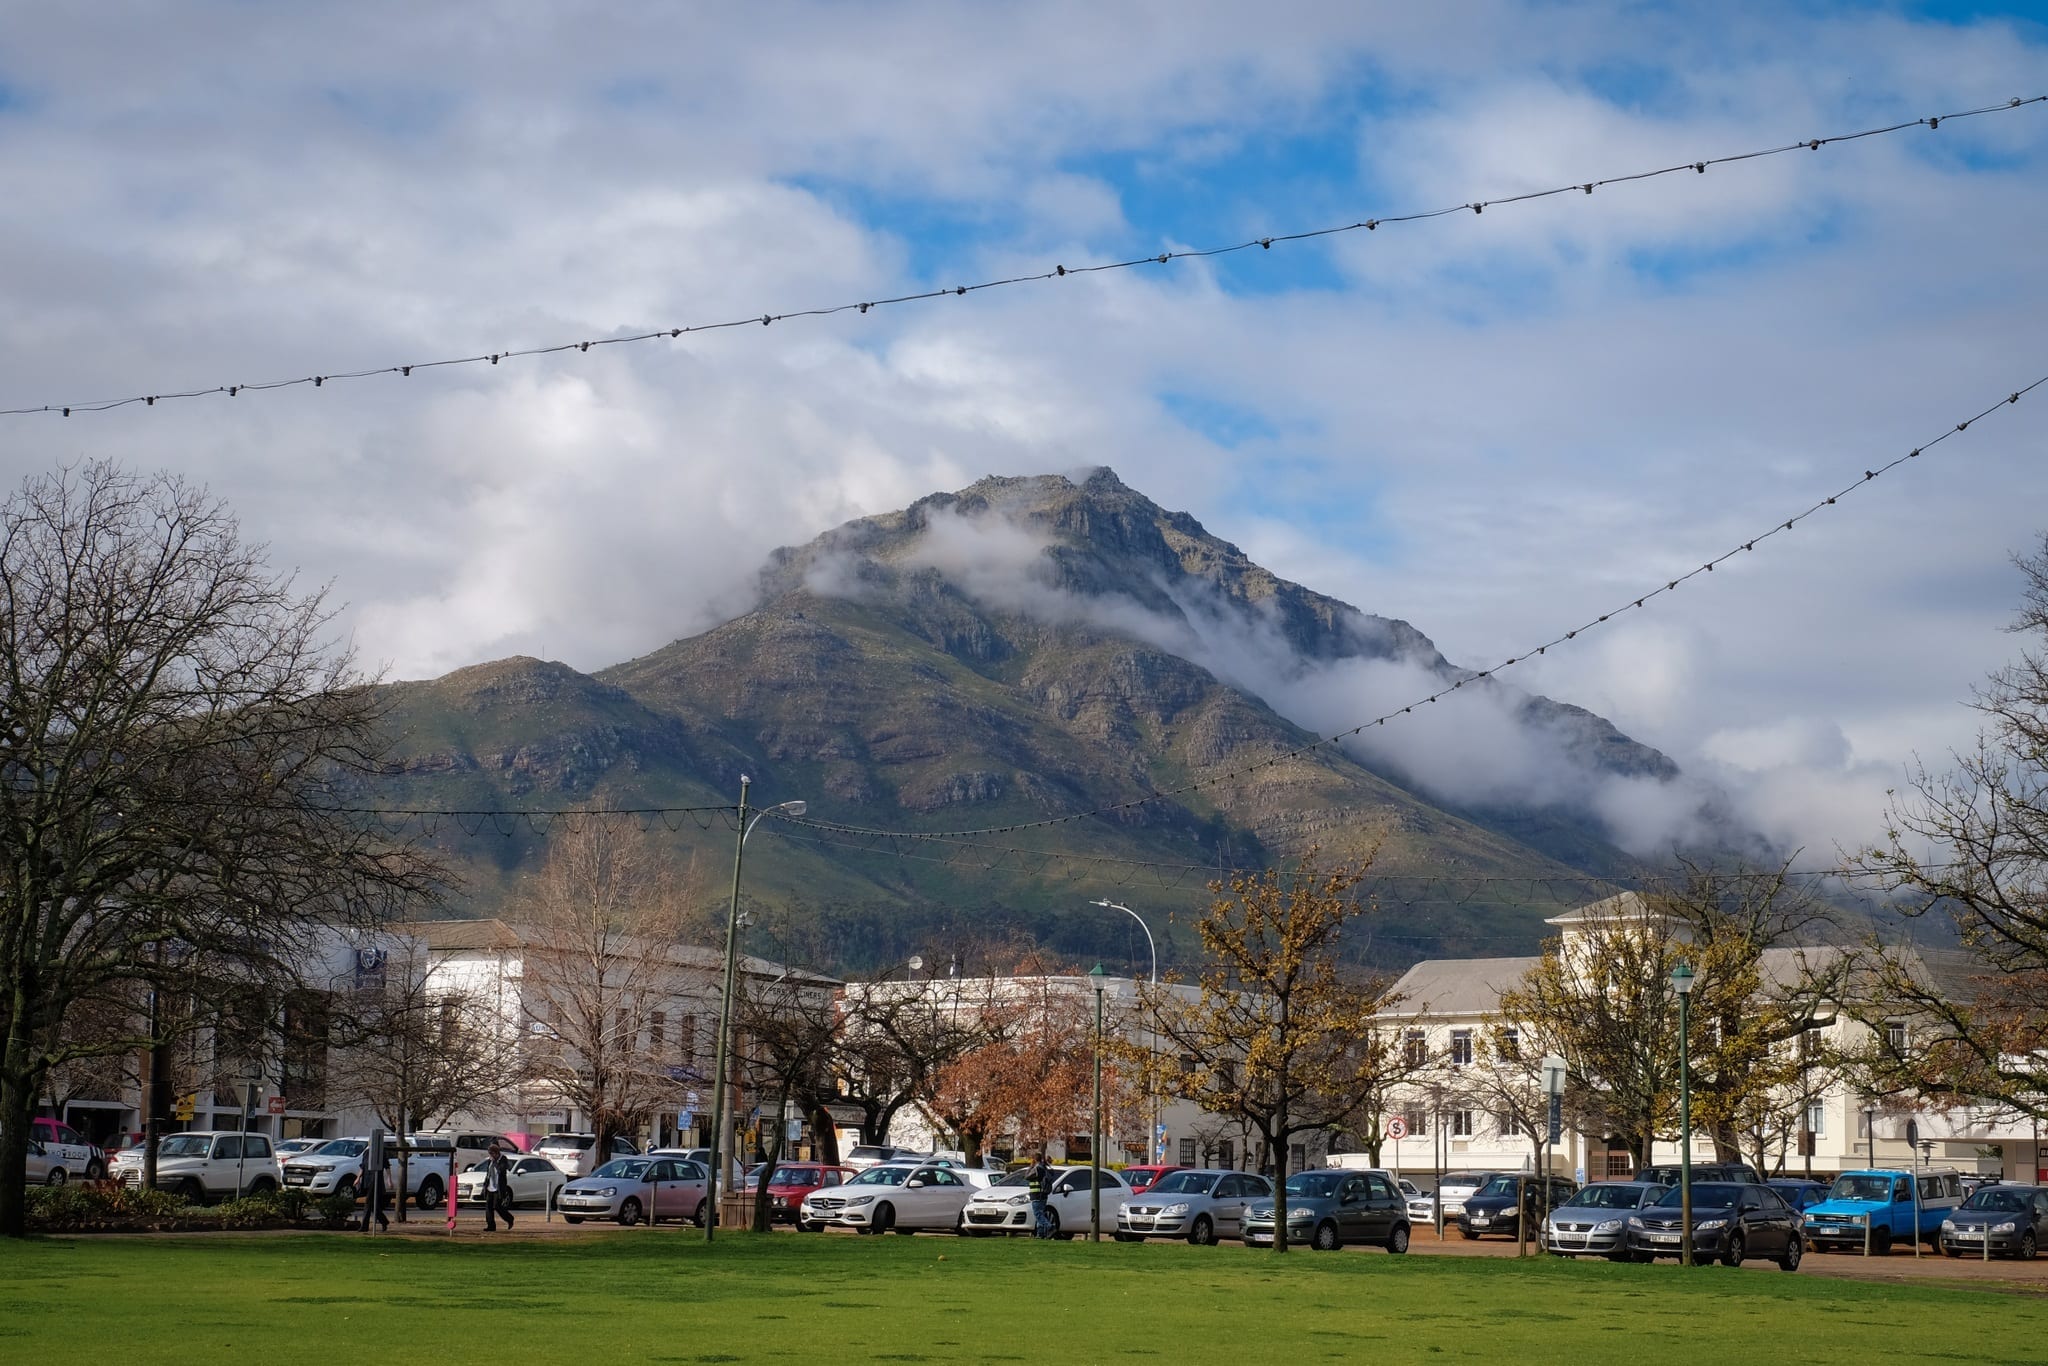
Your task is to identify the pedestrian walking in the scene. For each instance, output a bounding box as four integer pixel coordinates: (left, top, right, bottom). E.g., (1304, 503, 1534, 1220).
(1027, 1152, 1053, 1240)
(483, 1142, 516, 1232)
(358, 1152, 390, 1233)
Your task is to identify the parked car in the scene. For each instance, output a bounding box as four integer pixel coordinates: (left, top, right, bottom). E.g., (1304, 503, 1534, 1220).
(1115, 1168, 1271, 1245)
(279, 1138, 386, 1200)
(557, 1156, 709, 1226)
(800, 1159, 983, 1234)
(1801, 1168, 1962, 1255)
(1432, 1171, 1492, 1221)
(280, 1135, 467, 1208)
(1638, 1162, 1762, 1186)
(960, 1166, 1130, 1239)
(1543, 1182, 1666, 1259)
(842, 1144, 910, 1172)
(1242, 1168, 1410, 1252)
(1939, 1184, 2048, 1259)
(533, 1132, 641, 1179)
(274, 1137, 326, 1169)
(1458, 1175, 1577, 1240)
(455, 1154, 569, 1209)
(1118, 1164, 1184, 1196)
(23, 1137, 57, 1185)
(30, 1118, 106, 1180)
(1766, 1179, 1830, 1213)
(1626, 1181, 1805, 1270)
(1405, 1186, 1438, 1225)
(744, 1162, 855, 1225)
(930, 1148, 1008, 1174)
(132, 1130, 279, 1204)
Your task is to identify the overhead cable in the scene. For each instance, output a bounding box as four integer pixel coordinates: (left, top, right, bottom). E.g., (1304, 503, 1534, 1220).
(3, 95, 2038, 420)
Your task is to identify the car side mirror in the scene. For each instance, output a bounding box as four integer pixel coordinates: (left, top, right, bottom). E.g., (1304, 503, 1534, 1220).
(906, 1178, 927, 1189)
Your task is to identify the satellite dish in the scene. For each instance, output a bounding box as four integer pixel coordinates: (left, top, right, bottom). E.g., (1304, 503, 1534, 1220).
(909, 955, 925, 972)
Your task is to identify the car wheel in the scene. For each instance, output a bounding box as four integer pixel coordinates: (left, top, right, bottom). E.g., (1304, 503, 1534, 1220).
(872, 1203, 895, 1236)
(1312, 1221, 1341, 1252)
(85, 1160, 105, 1181)
(1941, 1242, 1961, 1259)
(617, 1197, 642, 1227)
(564, 1215, 585, 1224)
(417, 1177, 443, 1210)
(336, 1175, 358, 1201)
(180, 1178, 206, 1205)
(1870, 1228, 1892, 1256)
(1387, 1224, 1410, 1255)
(2020, 1230, 2039, 1261)
(1188, 1215, 1216, 1247)
(1722, 1232, 1745, 1268)
(1114, 1232, 1140, 1243)
(245, 1176, 276, 1197)
(45, 1167, 67, 1187)
(1459, 1227, 1479, 1241)
(1045, 1209, 1062, 1240)
(1779, 1237, 1803, 1272)
(692, 1200, 708, 1229)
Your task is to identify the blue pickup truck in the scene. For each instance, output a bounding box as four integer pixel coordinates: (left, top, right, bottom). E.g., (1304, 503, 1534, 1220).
(1801, 1168, 1964, 1255)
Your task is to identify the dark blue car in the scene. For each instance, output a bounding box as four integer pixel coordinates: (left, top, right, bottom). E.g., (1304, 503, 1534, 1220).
(1767, 1179, 1830, 1213)
(1939, 1184, 2048, 1259)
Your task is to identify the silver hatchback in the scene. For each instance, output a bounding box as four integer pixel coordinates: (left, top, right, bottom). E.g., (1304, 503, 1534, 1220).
(1544, 1181, 1666, 1259)
(557, 1156, 709, 1227)
(1116, 1168, 1272, 1245)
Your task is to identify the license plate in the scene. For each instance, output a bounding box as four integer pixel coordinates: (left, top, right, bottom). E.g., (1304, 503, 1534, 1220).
(1954, 1230, 1983, 1240)
(1470, 1217, 1489, 1226)
(1649, 1232, 1679, 1243)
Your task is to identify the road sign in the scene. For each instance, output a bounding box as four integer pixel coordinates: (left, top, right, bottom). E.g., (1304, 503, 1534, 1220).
(1547, 1092, 1563, 1145)
(173, 1092, 196, 1121)
(266, 1096, 286, 1116)
(1542, 1054, 1568, 1096)
(1386, 1115, 1409, 1140)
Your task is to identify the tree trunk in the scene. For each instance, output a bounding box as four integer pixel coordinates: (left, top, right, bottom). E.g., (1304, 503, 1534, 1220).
(1269, 1109, 1290, 1254)
(806, 1103, 841, 1165)
(395, 1110, 412, 1223)
(1, 1031, 37, 1238)
(752, 1081, 792, 1232)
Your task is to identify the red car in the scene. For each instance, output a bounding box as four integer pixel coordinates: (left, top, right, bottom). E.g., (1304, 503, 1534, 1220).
(1119, 1165, 1184, 1196)
(745, 1162, 856, 1224)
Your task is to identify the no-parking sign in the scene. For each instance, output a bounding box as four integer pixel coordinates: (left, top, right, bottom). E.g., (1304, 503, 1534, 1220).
(1386, 1115, 1409, 1140)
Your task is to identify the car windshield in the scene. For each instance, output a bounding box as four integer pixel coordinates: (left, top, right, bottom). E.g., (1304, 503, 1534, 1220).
(1149, 1171, 1218, 1196)
(1654, 1183, 1740, 1210)
(158, 1136, 212, 1158)
(311, 1139, 367, 1157)
(590, 1159, 649, 1181)
(543, 1135, 595, 1151)
(1569, 1185, 1648, 1210)
(1477, 1177, 1520, 1198)
(1829, 1175, 1900, 1203)
(1962, 1189, 2031, 1212)
(770, 1169, 819, 1187)
(848, 1147, 892, 1161)
(1284, 1173, 1343, 1199)
(991, 1171, 1032, 1188)
(849, 1166, 909, 1187)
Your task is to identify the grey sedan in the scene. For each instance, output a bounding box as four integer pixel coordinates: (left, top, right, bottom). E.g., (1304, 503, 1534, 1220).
(1243, 1169, 1411, 1252)
(558, 1156, 709, 1227)
(1544, 1182, 1667, 1259)
(1116, 1168, 1271, 1245)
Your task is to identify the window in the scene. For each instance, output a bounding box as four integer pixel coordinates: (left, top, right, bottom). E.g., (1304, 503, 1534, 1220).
(1404, 1030, 1427, 1067)
(1178, 1138, 1197, 1165)
(650, 1012, 666, 1050)
(616, 1009, 635, 1048)
(1289, 1144, 1306, 1172)
(1401, 1107, 1428, 1138)
(1217, 1140, 1235, 1169)
(1496, 1109, 1523, 1138)
(1451, 1110, 1474, 1138)
(679, 1014, 698, 1066)
(1499, 1028, 1521, 1061)
(1067, 1135, 1092, 1161)
(1449, 1030, 1473, 1068)
(1604, 1152, 1633, 1178)
(1885, 1019, 1908, 1053)
(1805, 1100, 1827, 1138)
(214, 1136, 242, 1159)
(1799, 1026, 1823, 1061)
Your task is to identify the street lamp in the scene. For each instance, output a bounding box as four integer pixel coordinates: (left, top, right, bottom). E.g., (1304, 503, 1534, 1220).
(1091, 900, 1160, 1162)
(1090, 963, 1107, 1242)
(706, 775, 806, 1243)
(1671, 961, 1695, 1267)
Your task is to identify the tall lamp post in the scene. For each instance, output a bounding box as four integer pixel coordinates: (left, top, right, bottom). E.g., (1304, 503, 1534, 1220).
(1671, 962, 1695, 1267)
(1090, 964, 1107, 1242)
(1091, 900, 1159, 1161)
(706, 775, 806, 1243)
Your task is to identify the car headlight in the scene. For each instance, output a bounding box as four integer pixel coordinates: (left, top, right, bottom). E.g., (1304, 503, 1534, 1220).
(1288, 1208, 1314, 1221)
(1159, 1203, 1191, 1217)
(1627, 1216, 1644, 1229)
(1008, 1194, 1031, 1206)
(1695, 1218, 1725, 1232)
(595, 1186, 617, 1197)
(1993, 1221, 2017, 1234)
(1941, 1219, 1954, 1231)
(846, 1195, 874, 1206)
(1594, 1219, 1622, 1234)
(1851, 1213, 1868, 1225)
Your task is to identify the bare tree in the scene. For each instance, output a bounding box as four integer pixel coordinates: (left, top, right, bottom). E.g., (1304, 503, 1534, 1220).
(327, 939, 517, 1216)
(511, 815, 704, 1155)
(834, 972, 1008, 1147)
(734, 967, 841, 1230)
(0, 462, 440, 1236)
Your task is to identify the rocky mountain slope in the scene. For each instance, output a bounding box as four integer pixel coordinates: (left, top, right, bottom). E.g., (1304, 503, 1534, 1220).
(368, 469, 1729, 972)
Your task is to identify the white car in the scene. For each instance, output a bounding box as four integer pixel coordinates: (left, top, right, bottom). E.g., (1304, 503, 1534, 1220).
(132, 1131, 279, 1203)
(456, 1155, 568, 1209)
(533, 1132, 640, 1179)
(800, 1160, 990, 1233)
(961, 1166, 1129, 1239)
(30, 1119, 106, 1181)
(274, 1137, 326, 1171)
(842, 1144, 913, 1172)
(1433, 1171, 1491, 1221)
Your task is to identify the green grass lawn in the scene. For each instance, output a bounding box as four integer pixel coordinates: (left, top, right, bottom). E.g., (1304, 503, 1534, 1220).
(2, 1231, 2042, 1364)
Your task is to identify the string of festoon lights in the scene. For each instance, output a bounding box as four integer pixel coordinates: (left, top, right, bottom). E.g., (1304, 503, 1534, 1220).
(2, 95, 2038, 419)
(775, 367, 2048, 842)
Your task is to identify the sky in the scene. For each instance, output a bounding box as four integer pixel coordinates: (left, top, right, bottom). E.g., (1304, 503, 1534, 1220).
(2, 1, 2045, 867)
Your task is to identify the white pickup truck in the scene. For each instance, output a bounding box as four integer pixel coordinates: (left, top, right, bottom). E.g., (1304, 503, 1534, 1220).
(279, 1132, 499, 1208)
(116, 1130, 280, 1203)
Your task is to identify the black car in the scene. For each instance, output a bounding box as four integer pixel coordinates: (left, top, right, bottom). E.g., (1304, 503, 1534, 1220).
(1626, 1181, 1804, 1269)
(1939, 1184, 2048, 1259)
(1638, 1162, 1762, 1186)
(1766, 1179, 1830, 1213)
(1458, 1174, 1578, 1240)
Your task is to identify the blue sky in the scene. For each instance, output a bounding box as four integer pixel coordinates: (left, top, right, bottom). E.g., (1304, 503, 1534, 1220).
(0, 1, 2045, 863)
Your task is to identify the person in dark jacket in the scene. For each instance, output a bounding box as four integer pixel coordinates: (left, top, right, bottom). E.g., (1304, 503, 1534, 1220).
(483, 1143, 516, 1232)
(358, 1152, 390, 1233)
(1027, 1153, 1053, 1239)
